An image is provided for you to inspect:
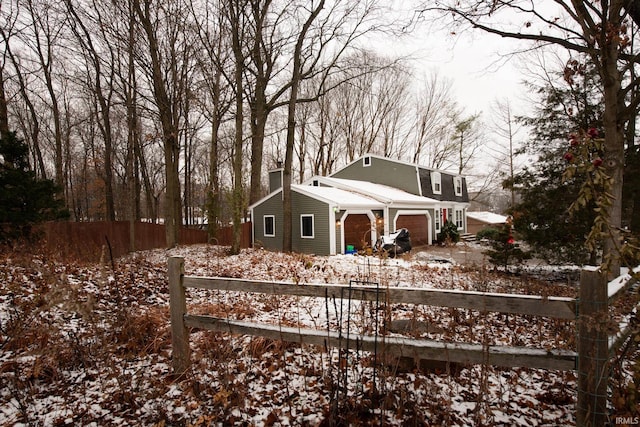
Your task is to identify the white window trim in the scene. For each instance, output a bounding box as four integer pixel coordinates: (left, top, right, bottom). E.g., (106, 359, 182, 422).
(363, 156, 372, 167)
(263, 215, 275, 237)
(455, 209, 464, 230)
(301, 214, 315, 238)
(432, 172, 442, 195)
(434, 209, 441, 232)
(454, 177, 463, 196)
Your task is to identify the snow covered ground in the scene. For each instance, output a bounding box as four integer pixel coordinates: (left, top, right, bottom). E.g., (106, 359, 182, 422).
(0, 244, 637, 426)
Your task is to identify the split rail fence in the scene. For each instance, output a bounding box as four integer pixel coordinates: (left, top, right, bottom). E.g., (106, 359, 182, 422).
(168, 257, 639, 427)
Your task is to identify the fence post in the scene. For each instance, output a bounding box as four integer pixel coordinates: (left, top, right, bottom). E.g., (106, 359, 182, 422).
(577, 267, 608, 427)
(168, 256, 191, 375)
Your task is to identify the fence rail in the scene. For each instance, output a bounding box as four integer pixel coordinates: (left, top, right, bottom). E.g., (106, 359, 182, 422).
(168, 256, 639, 427)
(170, 257, 580, 373)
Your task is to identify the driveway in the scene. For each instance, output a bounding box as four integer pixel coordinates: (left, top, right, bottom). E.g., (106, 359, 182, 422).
(414, 242, 490, 266)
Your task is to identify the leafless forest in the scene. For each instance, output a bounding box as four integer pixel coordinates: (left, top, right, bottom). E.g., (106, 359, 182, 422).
(0, 0, 496, 236)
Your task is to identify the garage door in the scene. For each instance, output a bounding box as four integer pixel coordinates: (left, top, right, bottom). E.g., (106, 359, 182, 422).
(344, 214, 372, 250)
(396, 215, 430, 246)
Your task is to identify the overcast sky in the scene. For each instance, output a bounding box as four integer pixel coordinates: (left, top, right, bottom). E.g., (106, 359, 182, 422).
(367, 10, 534, 179)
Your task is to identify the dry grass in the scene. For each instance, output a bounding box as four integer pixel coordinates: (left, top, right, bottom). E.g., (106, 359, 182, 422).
(0, 244, 638, 425)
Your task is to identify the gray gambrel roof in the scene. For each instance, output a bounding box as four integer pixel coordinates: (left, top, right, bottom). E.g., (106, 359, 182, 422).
(332, 153, 469, 203)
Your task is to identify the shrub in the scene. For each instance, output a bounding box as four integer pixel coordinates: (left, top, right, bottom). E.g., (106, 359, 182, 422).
(437, 220, 460, 244)
(482, 223, 530, 269)
(475, 227, 501, 241)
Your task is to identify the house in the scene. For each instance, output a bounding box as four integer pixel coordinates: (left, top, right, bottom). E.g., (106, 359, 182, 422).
(249, 154, 470, 255)
(466, 211, 508, 235)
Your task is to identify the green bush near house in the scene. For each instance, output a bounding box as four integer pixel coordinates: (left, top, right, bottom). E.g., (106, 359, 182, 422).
(475, 227, 501, 241)
(436, 220, 460, 244)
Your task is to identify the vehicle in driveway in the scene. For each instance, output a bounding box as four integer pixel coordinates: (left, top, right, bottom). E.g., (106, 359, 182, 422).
(375, 228, 412, 257)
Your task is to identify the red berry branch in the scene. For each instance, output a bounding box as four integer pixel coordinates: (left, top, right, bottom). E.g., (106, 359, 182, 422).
(563, 129, 640, 272)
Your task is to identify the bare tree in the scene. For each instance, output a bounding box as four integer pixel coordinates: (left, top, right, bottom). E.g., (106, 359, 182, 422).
(489, 98, 522, 209)
(133, 0, 195, 247)
(411, 72, 458, 167)
(65, 0, 117, 221)
(19, 0, 67, 189)
(282, 0, 326, 252)
(246, 0, 278, 206)
(451, 113, 483, 175)
(0, 6, 15, 137)
(190, 0, 235, 241)
(224, 0, 250, 254)
(1, 5, 50, 178)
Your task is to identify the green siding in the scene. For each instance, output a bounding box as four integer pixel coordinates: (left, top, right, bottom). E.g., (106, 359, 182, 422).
(292, 191, 331, 255)
(332, 156, 421, 195)
(252, 192, 284, 252)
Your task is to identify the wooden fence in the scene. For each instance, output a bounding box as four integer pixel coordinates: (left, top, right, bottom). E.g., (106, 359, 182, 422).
(40, 221, 207, 261)
(38, 221, 252, 261)
(168, 257, 639, 427)
(210, 222, 252, 248)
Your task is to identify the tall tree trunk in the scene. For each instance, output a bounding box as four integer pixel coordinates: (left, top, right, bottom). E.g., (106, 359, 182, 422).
(249, 90, 268, 204)
(0, 68, 8, 137)
(205, 62, 223, 241)
(126, 0, 139, 249)
(183, 94, 192, 226)
(596, 2, 624, 277)
(248, 0, 273, 206)
(133, 0, 182, 247)
(229, 0, 246, 255)
(283, 0, 325, 252)
(206, 116, 221, 240)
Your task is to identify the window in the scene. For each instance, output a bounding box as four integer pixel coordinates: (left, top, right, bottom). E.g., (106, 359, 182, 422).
(434, 209, 441, 232)
(301, 214, 314, 238)
(455, 210, 464, 229)
(363, 156, 372, 167)
(454, 177, 463, 196)
(263, 215, 275, 237)
(431, 172, 441, 194)
(312, 180, 319, 186)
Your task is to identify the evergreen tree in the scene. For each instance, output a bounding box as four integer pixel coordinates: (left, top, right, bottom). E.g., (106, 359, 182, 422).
(0, 131, 68, 241)
(507, 61, 603, 264)
(483, 221, 530, 269)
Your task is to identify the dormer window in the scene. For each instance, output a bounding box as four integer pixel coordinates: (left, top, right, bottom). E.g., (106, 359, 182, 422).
(454, 177, 463, 196)
(363, 156, 372, 167)
(312, 179, 319, 186)
(431, 172, 441, 195)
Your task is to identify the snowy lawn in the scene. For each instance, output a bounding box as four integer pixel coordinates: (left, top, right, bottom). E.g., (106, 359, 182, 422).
(0, 244, 637, 426)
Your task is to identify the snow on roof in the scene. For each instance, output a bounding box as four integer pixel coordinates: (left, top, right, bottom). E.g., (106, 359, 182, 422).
(466, 211, 508, 224)
(292, 184, 385, 208)
(312, 176, 439, 205)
